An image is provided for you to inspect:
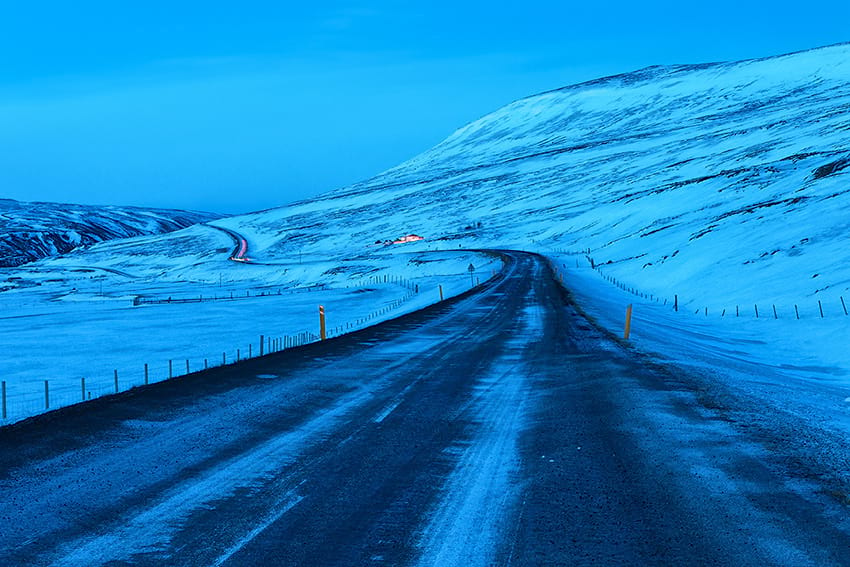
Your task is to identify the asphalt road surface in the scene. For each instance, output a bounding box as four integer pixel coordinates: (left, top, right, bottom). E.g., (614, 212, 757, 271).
(2, 251, 849, 566)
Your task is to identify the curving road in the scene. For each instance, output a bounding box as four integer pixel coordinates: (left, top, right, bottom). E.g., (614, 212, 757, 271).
(207, 224, 250, 262)
(1, 251, 850, 565)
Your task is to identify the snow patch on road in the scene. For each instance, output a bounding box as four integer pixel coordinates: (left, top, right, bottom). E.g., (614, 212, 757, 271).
(414, 291, 540, 566)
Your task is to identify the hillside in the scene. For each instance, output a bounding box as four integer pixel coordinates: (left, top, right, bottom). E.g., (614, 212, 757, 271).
(210, 42, 850, 312)
(0, 198, 221, 266)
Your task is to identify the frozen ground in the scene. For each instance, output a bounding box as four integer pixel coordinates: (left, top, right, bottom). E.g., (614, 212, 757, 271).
(0, 235, 499, 424)
(545, 250, 850, 497)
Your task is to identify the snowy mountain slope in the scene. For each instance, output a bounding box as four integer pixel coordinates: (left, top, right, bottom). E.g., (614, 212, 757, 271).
(210, 43, 850, 312)
(0, 198, 221, 266)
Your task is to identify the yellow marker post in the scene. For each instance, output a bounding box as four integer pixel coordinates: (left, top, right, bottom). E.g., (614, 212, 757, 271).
(439, 285, 444, 301)
(319, 305, 327, 340)
(624, 304, 633, 340)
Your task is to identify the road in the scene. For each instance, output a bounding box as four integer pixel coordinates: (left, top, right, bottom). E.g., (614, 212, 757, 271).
(206, 224, 250, 262)
(2, 251, 850, 565)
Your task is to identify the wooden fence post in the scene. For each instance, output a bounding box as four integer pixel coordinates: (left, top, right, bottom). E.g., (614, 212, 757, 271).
(819, 300, 824, 318)
(114, 370, 119, 393)
(81, 377, 86, 402)
(44, 380, 49, 409)
(624, 305, 633, 340)
(186, 360, 190, 374)
(169, 360, 173, 379)
(2, 381, 6, 419)
(439, 285, 444, 301)
(319, 305, 327, 340)
(144, 363, 149, 385)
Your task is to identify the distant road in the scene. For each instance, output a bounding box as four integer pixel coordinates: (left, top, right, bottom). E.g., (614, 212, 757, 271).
(207, 224, 250, 262)
(2, 252, 850, 565)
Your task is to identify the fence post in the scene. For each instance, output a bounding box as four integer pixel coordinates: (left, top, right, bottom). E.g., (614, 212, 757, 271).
(237, 349, 240, 362)
(795, 305, 800, 320)
(249, 344, 252, 358)
(81, 377, 86, 402)
(674, 295, 678, 312)
(773, 305, 778, 319)
(319, 305, 327, 340)
(223, 352, 226, 365)
(439, 285, 444, 301)
(186, 360, 190, 374)
(2, 381, 6, 419)
(819, 300, 824, 318)
(44, 380, 49, 409)
(755, 304, 759, 319)
(169, 360, 173, 379)
(260, 335, 265, 356)
(204, 359, 208, 369)
(114, 370, 119, 393)
(842, 296, 848, 316)
(624, 305, 633, 339)
(144, 363, 149, 385)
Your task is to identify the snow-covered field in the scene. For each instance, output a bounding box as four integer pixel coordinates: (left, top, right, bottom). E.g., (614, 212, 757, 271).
(3, 43, 849, 425)
(0, 234, 499, 423)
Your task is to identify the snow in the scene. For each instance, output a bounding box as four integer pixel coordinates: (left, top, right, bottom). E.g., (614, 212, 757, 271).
(542, 252, 850, 461)
(0, 237, 499, 423)
(3, 43, 850, 426)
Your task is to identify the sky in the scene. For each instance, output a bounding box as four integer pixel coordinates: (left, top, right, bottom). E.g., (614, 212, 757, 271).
(0, 1, 848, 215)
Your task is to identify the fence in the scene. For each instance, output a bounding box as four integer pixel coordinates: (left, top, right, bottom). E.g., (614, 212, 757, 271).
(0, 267, 496, 425)
(549, 250, 850, 322)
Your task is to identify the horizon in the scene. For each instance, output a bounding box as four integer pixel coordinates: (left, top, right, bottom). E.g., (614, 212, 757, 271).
(1, 1, 848, 215)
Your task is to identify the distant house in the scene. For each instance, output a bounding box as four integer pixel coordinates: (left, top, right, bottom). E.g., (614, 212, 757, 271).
(391, 234, 425, 245)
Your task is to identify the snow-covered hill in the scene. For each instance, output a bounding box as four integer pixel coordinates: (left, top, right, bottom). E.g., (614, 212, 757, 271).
(0, 198, 221, 266)
(211, 42, 850, 312)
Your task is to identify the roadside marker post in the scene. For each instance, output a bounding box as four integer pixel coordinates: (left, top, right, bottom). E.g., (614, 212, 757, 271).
(439, 285, 444, 301)
(319, 305, 327, 340)
(144, 363, 149, 385)
(624, 304, 633, 340)
(44, 380, 49, 409)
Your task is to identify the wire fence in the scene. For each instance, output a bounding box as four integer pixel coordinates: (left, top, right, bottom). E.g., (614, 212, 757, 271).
(0, 267, 499, 426)
(548, 249, 850, 322)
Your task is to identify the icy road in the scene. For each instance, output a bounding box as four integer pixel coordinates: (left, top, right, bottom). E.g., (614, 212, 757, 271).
(1, 252, 849, 566)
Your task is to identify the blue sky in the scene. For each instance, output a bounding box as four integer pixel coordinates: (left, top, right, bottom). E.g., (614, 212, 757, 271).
(1, 1, 848, 214)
